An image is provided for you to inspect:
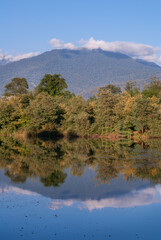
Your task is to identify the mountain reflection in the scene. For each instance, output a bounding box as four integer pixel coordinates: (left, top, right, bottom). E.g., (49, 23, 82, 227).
(0, 137, 161, 187)
(0, 184, 161, 211)
(49, 185, 161, 210)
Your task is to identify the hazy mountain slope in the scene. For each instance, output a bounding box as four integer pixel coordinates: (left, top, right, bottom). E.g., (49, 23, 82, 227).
(0, 59, 9, 66)
(0, 48, 161, 96)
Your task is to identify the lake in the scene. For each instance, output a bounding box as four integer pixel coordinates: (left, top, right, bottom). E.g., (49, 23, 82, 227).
(0, 137, 161, 240)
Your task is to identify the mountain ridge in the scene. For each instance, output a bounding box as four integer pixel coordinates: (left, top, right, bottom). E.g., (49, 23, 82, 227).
(0, 48, 161, 97)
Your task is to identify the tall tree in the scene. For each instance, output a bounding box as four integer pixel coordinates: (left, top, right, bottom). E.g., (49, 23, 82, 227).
(94, 87, 120, 134)
(142, 77, 161, 98)
(125, 81, 139, 96)
(4, 77, 29, 96)
(37, 74, 68, 96)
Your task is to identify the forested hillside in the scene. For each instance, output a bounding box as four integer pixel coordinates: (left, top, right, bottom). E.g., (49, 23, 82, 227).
(0, 49, 161, 97)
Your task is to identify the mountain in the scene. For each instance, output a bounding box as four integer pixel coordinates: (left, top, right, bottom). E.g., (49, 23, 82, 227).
(0, 59, 9, 66)
(0, 48, 161, 97)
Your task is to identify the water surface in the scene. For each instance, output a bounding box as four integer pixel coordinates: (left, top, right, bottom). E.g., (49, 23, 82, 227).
(0, 138, 161, 239)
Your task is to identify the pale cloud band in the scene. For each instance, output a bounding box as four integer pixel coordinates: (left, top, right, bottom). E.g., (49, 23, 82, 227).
(0, 49, 40, 63)
(49, 37, 161, 64)
(0, 186, 38, 196)
(49, 38, 76, 50)
(49, 185, 161, 211)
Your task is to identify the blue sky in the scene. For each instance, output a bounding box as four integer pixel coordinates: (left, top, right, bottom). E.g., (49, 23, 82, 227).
(0, 0, 161, 63)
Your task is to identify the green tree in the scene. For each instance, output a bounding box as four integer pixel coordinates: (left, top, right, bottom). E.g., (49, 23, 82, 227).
(93, 87, 120, 134)
(0, 102, 14, 129)
(100, 84, 121, 94)
(125, 81, 139, 96)
(63, 95, 92, 136)
(4, 77, 29, 96)
(130, 95, 155, 133)
(37, 74, 68, 96)
(25, 92, 65, 131)
(142, 77, 161, 98)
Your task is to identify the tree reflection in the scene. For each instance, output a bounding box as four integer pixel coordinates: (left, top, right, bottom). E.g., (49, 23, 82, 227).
(40, 170, 67, 187)
(0, 136, 161, 187)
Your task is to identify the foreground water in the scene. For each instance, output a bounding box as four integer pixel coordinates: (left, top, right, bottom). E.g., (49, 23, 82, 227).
(0, 137, 161, 240)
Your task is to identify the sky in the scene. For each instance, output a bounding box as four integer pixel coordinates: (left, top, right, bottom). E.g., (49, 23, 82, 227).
(0, 0, 161, 64)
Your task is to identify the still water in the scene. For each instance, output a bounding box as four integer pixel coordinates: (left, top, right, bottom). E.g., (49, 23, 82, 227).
(0, 137, 161, 240)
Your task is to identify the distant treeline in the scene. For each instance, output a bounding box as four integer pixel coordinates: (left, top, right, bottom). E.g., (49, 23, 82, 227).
(0, 74, 161, 138)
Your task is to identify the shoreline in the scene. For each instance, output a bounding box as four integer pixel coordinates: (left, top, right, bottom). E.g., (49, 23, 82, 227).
(1, 130, 161, 142)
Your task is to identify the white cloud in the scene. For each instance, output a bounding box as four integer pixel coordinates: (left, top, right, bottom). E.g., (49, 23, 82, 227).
(49, 38, 64, 48)
(0, 49, 40, 63)
(48, 37, 161, 64)
(82, 38, 161, 64)
(0, 49, 7, 61)
(49, 38, 76, 50)
(11, 52, 40, 61)
(158, 56, 161, 63)
(63, 43, 76, 50)
(83, 38, 152, 55)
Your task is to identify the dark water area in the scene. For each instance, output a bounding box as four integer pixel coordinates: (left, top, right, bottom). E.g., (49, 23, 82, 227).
(0, 137, 161, 240)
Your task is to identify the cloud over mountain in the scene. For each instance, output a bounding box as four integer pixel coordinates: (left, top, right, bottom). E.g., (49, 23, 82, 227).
(0, 49, 40, 63)
(49, 38, 76, 50)
(1, 38, 161, 65)
(49, 37, 161, 64)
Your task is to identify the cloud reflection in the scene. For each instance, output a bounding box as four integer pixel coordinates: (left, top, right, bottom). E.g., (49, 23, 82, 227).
(0, 186, 38, 196)
(49, 185, 161, 211)
(1, 184, 161, 212)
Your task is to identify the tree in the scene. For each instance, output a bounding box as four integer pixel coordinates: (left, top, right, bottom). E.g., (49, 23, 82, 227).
(93, 88, 120, 134)
(40, 170, 67, 187)
(0, 101, 14, 129)
(63, 95, 92, 136)
(25, 92, 65, 131)
(142, 77, 161, 98)
(100, 84, 121, 94)
(4, 77, 29, 96)
(130, 95, 155, 133)
(125, 81, 139, 96)
(37, 74, 68, 96)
